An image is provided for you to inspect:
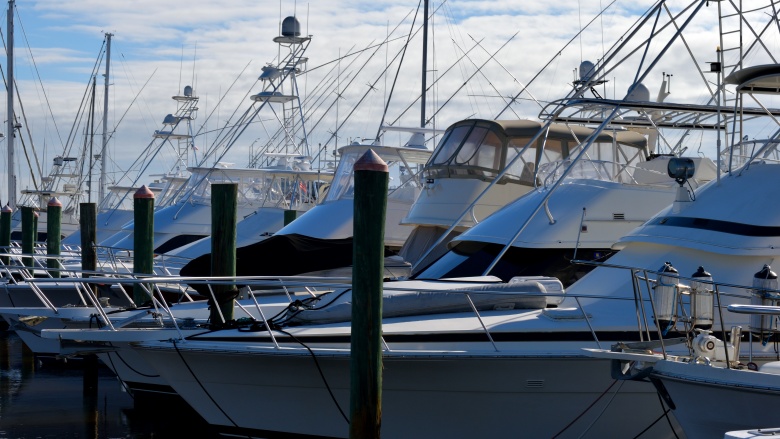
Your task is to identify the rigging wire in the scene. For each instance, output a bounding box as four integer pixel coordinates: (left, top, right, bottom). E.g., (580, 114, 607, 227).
(277, 327, 350, 424)
(374, 0, 422, 141)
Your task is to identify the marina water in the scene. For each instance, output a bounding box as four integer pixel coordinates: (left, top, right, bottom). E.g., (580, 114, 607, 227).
(0, 329, 216, 438)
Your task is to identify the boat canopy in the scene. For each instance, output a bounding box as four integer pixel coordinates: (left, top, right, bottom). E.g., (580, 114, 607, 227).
(425, 119, 647, 186)
(184, 165, 332, 207)
(725, 64, 780, 94)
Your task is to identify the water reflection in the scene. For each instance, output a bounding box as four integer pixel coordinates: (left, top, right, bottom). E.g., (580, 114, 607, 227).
(0, 329, 215, 438)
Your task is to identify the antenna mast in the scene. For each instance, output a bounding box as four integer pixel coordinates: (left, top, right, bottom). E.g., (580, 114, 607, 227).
(99, 32, 112, 204)
(7, 0, 15, 209)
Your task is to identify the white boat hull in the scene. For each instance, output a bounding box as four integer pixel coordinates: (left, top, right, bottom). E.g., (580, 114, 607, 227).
(136, 342, 683, 438)
(651, 361, 780, 439)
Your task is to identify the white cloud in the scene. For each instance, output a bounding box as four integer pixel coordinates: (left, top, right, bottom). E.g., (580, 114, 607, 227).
(0, 0, 775, 205)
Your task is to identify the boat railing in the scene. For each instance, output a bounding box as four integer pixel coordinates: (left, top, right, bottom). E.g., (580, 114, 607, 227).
(0, 245, 200, 309)
(16, 274, 353, 341)
(537, 159, 669, 188)
(572, 259, 777, 369)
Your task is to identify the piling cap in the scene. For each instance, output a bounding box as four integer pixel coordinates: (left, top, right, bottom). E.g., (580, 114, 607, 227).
(134, 185, 155, 199)
(0, 204, 9, 213)
(755, 264, 777, 280)
(692, 266, 711, 278)
(47, 197, 62, 208)
(354, 149, 388, 173)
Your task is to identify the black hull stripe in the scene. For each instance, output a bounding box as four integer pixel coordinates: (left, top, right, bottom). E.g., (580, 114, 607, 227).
(124, 381, 177, 395)
(189, 330, 669, 344)
(219, 425, 340, 439)
(649, 216, 780, 237)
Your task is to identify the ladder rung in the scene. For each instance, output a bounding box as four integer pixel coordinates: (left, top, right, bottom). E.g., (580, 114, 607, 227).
(721, 30, 741, 35)
(721, 47, 741, 52)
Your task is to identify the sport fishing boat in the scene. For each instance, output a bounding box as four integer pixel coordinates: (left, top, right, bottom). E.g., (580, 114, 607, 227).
(580, 63, 780, 439)
(129, 3, 780, 437)
(175, 118, 651, 280)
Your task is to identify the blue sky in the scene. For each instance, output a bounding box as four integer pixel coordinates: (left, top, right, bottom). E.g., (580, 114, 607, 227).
(0, 0, 776, 206)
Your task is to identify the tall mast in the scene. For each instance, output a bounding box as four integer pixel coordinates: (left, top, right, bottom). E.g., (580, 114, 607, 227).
(421, 0, 428, 129)
(6, 0, 14, 209)
(99, 33, 112, 205)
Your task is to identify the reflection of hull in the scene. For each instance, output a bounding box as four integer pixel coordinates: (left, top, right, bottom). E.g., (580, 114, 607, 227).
(136, 342, 681, 438)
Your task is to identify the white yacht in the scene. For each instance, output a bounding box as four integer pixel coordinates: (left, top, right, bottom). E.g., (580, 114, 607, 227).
(128, 4, 780, 437)
(169, 140, 432, 279)
(580, 64, 780, 439)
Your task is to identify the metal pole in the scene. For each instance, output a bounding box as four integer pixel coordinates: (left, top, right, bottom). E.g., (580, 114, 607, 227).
(421, 0, 428, 129)
(6, 0, 15, 209)
(100, 33, 112, 204)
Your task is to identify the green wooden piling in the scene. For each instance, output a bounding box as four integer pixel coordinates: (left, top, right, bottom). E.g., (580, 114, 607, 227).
(80, 203, 97, 283)
(47, 197, 62, 278)
(283, 209, 297, 225)
(0, 204, 10, 265)
(33, 211, 39, 243)
(349, 149, 388, 439)
(133, 186, 155, 306)
(21, 206, 34, 271)
(210, 183, 237, 327)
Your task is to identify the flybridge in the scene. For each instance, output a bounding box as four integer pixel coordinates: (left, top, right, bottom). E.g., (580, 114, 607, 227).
(543, 98, 780, 130)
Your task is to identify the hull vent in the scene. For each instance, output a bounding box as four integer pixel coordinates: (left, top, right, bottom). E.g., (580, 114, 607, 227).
(526, 379, 545, 388)
(613, 213, 626, 220)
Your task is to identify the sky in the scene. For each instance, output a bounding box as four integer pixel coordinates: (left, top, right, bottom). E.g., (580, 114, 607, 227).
(1, 0, 779, 207)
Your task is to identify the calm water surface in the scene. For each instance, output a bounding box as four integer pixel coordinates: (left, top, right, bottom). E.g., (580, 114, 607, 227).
(0, 329, 217, 438)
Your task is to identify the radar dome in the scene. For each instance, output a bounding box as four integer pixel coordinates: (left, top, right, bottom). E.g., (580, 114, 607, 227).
(626, 83, 650, 102)
(184, 85, 192, 97)
(579, 61, 596, 81)
(281, 17, 301, 37)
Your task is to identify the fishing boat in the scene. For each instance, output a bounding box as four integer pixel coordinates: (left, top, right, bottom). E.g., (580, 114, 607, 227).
(580, 63, 780, 439)
(126, 2, 780, 437)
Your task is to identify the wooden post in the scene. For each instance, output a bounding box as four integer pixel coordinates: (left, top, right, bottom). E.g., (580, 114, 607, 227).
(0, 204, 10, 265)
(349, 149, 388, 439)
(47, 197, 62, 278)
(33, 210, 39, 242)
(80, 203, 97, 283)
(133, 186, 155, 306)
(283, 209, 298, 225)
(210, 183, 237, 326)
(21, 206, 34, 271)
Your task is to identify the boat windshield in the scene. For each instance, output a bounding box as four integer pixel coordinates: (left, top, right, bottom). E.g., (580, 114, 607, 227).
(422, 119, 647, 187)
(721, 138, 780, 171)
(185, 167, 326, 207)
(426, 121, 556, 185)
(325, 146, 430, 203)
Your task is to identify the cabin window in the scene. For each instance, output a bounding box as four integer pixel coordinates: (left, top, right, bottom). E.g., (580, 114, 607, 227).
(431, 125, 470, 165)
